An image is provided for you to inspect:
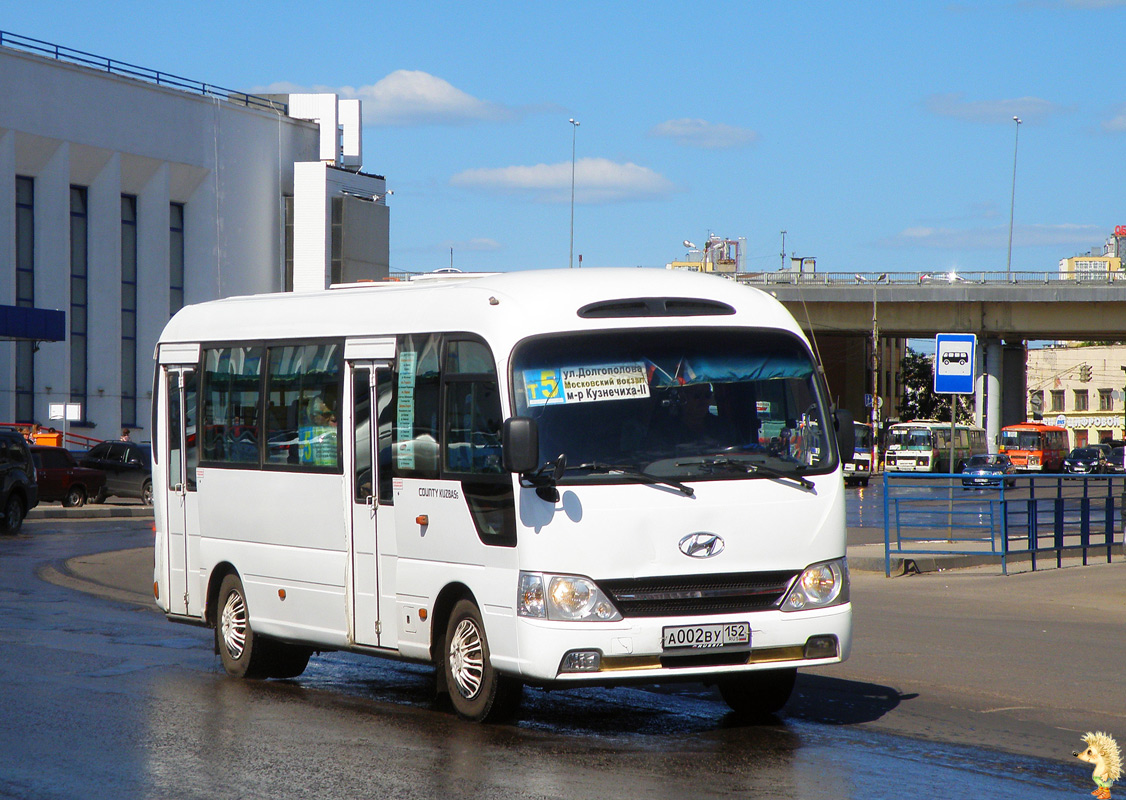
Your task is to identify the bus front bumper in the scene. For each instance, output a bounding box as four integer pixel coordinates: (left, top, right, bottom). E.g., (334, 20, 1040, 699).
(508, 604, 852, 685)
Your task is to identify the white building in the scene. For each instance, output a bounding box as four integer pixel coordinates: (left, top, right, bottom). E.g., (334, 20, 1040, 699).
(0, 33, 389, 442)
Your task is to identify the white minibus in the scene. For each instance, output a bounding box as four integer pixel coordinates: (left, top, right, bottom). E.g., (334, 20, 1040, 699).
(152, 268, 854, 721)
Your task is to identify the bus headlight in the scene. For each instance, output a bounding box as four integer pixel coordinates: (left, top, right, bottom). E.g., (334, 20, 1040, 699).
(517, 571, 622, 622)
(781, 558, 849, 612)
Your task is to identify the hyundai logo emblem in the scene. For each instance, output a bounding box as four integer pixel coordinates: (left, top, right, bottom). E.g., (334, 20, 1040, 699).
(678, 533, 725, 559)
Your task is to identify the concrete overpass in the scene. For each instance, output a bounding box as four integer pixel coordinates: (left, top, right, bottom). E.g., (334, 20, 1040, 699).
(734, 269, 1126, 450)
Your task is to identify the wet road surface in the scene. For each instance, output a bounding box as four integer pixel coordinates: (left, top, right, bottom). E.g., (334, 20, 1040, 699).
(0, 518, 1108, 799)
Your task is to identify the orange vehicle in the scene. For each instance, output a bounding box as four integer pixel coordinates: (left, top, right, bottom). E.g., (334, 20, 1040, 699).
(999, 422, 1068, 472)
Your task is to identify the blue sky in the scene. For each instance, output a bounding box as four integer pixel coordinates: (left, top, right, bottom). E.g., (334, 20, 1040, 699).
(9, 1, 1126, 275)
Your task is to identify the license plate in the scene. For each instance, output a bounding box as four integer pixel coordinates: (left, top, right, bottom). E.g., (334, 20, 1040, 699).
(662, 622, 750, 651)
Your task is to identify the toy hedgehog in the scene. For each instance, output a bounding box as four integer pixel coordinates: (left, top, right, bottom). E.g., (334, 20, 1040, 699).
(1075, 731, 1122, 800)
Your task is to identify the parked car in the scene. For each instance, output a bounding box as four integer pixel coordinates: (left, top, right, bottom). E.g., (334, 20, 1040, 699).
(30, 445, 106, 508)
(960, 453, 1016, 488)
(0, 428, 38, 533)
(1062, 447, 1107, 475)
(80, 441, 153, 506)
(1109, 446, 1126, 474)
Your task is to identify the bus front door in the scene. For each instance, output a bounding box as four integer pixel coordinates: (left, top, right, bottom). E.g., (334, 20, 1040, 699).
(163, 366, 198, 617)
(349, 361, 392, 648)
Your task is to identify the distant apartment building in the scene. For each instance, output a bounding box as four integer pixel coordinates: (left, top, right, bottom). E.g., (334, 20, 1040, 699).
(1058, 227, 1126, 280)
(0, 33, 389, 440)
(1026, 343, 1126, 447)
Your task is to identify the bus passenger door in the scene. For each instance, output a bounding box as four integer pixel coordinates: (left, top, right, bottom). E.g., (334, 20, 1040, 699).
(164, 366, 197, 617)
(349, 361, 391, 647)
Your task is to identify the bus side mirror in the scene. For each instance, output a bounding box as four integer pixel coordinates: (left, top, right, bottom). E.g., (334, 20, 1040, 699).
(834, 408, 855, 464)
(502, 417, 539, 474)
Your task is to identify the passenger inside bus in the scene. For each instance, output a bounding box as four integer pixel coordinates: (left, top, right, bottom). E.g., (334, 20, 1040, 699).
(654, 383, 734, 450)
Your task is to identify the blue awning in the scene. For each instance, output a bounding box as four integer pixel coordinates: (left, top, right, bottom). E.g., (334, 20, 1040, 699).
(0, 305, 65, 341)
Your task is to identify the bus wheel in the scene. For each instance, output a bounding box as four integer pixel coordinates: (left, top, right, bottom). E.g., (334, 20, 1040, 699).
(717, 668, 796, 717)
(267, 644, 313, 680)
(216, 573, 271, 679)
(443, 599, 522, 722)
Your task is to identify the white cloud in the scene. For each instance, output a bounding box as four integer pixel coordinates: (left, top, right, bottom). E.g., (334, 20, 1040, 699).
(258, 71, 514, 126)
(1101, 106, 1126, 132)
(450, 157, 675, 203)
(885, 223, 1103, 249)
(649, 118, 759, 149)
(924, 93, 1064, 123)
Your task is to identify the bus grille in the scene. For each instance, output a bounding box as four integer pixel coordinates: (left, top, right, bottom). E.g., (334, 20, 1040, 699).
(597, 571, 799, 618)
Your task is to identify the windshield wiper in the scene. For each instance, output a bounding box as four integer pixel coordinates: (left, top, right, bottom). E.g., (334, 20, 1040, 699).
(676, 456, 815, 491)
(568, 462, 695, 498)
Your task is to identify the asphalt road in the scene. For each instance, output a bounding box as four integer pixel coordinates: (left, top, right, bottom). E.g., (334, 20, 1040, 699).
(49, 521, 1126, 763)
(7, 516, 1124, 798)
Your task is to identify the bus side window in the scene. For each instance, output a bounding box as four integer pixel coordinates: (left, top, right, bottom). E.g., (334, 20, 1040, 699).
(443, 340, 503, 476)
(394, 333, 441, 478)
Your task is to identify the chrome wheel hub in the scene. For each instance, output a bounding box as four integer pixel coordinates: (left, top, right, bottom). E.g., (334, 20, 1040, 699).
(449, 618, 484, 699)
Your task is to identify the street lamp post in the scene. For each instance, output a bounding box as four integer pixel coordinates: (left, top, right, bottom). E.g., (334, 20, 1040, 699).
(1006, 116, 1021, 282)
(569, 118, 580, 268)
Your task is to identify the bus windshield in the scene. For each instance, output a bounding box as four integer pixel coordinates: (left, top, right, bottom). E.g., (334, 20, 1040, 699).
(1001, 430, 1041, 450)
(511, 328, 837, 483)
(854, 424, 873, 451)
(891, 428, 934, 450)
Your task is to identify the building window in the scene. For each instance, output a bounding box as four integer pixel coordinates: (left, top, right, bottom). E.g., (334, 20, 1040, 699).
(121, 195, 138, 426)
(284, 195, 294, 292)
(170, 202, 185, 316)
(70, 186, 88, 417)
(15, 177, 34, 422)
(330, 196, 343, 285)
(1050, 390, 1064, 412)
(1099, 388, 1113, 412)
(1074, 389, 1088, 412)
(1030, 389, 1044, 414)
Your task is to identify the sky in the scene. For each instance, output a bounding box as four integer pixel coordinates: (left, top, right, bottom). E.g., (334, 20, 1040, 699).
(8, 1, 1126, 276)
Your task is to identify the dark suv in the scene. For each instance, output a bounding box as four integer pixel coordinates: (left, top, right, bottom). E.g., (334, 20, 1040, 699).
(80, 441, 153, 506)
(0, 429, 38, 534)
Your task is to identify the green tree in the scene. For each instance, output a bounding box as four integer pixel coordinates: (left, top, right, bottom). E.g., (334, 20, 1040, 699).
(898, 348, 975, 423)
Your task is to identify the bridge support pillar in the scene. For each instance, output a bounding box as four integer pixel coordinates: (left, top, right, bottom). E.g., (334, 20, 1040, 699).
(983, 338, 1003, 452)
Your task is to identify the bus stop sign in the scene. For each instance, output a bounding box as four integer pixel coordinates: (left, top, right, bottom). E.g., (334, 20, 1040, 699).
(934, 333, 976, 394)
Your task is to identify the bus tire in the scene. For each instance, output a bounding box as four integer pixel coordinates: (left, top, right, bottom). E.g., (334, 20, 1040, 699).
(717, 667, 796, 717)
(267, 643, 314, 680)
(443, 598, 522, 722)
(216, 573, 272, 680)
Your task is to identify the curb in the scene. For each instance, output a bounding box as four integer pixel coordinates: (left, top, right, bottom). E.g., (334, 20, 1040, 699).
(847, 542, 1012, 575)
(28, 505, 154, 521)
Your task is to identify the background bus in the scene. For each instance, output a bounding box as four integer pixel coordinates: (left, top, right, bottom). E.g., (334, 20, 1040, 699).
(884, 420, 987, 473)
(844, 421, 873, 486)
(999, 422, 1068, 472)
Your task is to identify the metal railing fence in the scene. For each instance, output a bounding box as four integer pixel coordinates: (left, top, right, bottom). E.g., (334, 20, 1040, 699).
(883, 472, 1122, 576)
(0, 31, 286, 114)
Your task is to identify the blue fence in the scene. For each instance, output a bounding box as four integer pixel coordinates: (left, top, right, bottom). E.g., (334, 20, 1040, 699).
(882, 472, 1122, 576)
